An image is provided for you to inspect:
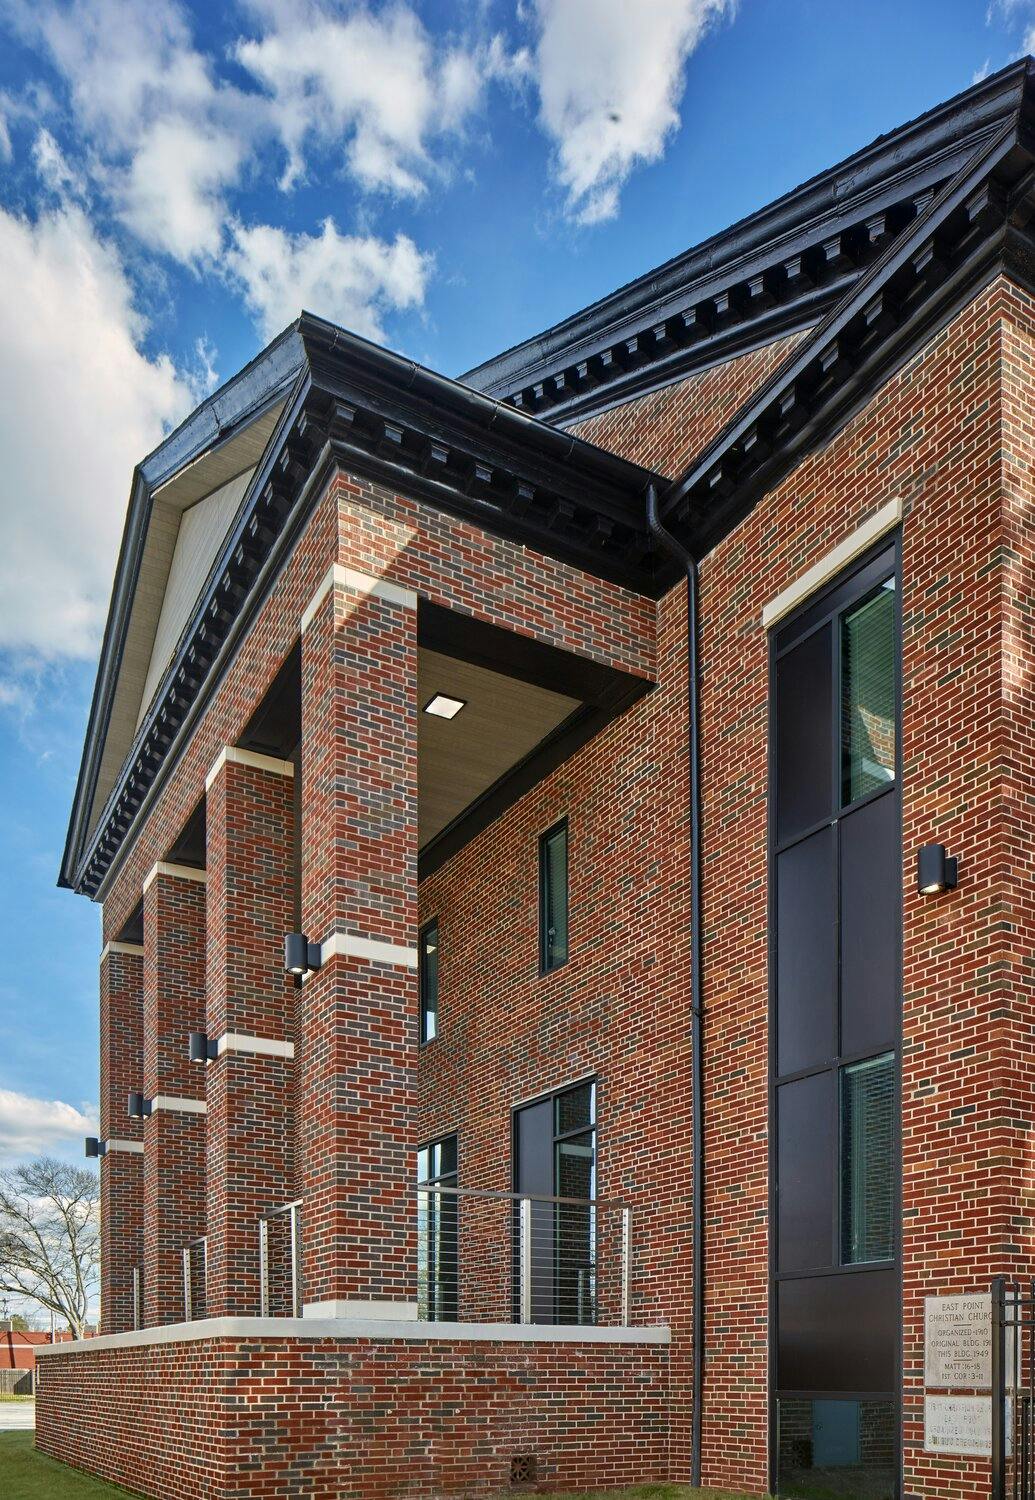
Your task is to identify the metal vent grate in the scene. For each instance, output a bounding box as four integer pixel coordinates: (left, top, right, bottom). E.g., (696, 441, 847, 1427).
(510, 1455, 537, 1486)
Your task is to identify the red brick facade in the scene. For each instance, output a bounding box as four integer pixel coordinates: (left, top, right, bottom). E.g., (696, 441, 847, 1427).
(36, 1330, 668, 1500)
(42, 233, 1035, 1497)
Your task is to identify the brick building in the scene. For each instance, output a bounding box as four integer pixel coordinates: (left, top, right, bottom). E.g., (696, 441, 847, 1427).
(38, 61, 1035, 1500)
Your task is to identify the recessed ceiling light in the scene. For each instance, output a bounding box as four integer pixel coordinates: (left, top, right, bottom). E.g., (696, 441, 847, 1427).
(424, 693, 466, 720)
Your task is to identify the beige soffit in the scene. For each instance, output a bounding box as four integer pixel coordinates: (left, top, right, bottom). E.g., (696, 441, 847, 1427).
(418, 647, 581, 846)
(137, 470, 252, 725)
(86, 403, 285, 842)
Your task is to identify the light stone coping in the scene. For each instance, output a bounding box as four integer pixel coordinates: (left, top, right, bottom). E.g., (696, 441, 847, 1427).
(36, 1317, 671, 1357)
(150, 1095, 207, 1115)
(205, 746, 296, 792)
(143, 861, 209, 893)
(216, 1032, 295, 1060)
(320, 932, 418, 970)
(301, 563, 418, 633)
(761, 496, 903, 630)
(104, 1139, 144, 1155)
(303, 1299, 418, 1321)
(100, 941, 145, 961)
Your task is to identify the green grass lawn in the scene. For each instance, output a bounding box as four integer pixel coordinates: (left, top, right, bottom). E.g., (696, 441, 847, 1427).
(0, 1433, 142, 1498)
(0, 1439, 760, 1500)
(0, 1393, 35, 1402)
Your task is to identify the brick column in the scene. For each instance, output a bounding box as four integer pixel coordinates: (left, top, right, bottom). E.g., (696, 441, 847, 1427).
(204, 747, 296, 1317)
(299, 564, 419, 1318)
(98, 942, 144, 1334)
(141, 864, 207, 1327)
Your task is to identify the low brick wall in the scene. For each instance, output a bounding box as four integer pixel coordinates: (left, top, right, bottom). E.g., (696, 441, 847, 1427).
(36, 1322, 670, 1500)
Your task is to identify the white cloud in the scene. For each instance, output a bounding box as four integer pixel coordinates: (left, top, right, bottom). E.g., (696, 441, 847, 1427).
(8, 0, 256, 263)
(528, 0, 731, 224)
(227, 217, 432, 342)
(235, 1, 496, 195)
(0, 200, 194, 659)
(31, 127, 85, 199)
(0, 1089, 97, 1164)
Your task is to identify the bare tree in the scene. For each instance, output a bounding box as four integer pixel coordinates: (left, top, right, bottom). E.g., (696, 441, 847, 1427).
(0, 1157, 99, 1338)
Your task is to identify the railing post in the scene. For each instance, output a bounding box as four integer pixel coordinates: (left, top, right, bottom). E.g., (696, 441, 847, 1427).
(290, 1204, 301, 1318)
(992, 1276, 1007, 1500)
(182, 1247, 192, 1322)
(621, 1207, 633, 1326)
(520, 1196, 533, 1324)
(259, 1218, 269, 1318)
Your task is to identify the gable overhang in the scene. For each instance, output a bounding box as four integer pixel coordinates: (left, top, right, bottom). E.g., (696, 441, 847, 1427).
(463, 60, 1033, 428)
(60, 314, 664, 901)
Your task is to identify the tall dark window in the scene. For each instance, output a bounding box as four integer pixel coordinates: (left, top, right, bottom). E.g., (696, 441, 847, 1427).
(419, 920, 439, 1044)
(513, 1079, 596, 1324)
(417, 1134, 458, 1320)
(539, 819, 569, 973)
(770, 542, 900, 1500)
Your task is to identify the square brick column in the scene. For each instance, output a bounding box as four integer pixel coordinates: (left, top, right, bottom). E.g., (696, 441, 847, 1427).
(299, 565, 419, 1318)
(98, 941, 144, 1334)
(141, 864, 207, 1327)
(204, 747, 296, 1317)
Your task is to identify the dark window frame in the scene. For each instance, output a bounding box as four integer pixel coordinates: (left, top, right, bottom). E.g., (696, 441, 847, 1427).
(767, 535, 903, 1499)
(538, 817, 570, 974)
(419, 918, 440, 1045)
(511, 1077, 598, 1325)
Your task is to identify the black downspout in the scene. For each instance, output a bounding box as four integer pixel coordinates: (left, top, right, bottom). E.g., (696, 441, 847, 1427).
(646, 482, 705, 1489)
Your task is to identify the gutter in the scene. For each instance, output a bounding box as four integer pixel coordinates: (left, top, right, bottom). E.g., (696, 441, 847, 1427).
(646, 482, 705, 1488)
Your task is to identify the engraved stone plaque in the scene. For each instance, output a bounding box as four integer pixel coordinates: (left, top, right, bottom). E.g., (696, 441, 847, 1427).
(925, 1294, 993, 1388)
(924, 1394, 1009, 1457)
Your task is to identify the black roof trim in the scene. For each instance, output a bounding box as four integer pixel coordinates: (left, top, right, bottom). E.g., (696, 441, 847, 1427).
(462, 61, 1031, 427)
(659, 106, 1035, 552)
(61, 316, 664, 898)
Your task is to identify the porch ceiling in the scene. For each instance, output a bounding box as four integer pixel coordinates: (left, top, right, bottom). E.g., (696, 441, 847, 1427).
(418, 648, 580, 847)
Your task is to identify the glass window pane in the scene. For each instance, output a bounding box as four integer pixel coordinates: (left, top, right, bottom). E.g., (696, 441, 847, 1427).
(420, 920, 439, 1043)
(842, 580, 896, 804)
(417, 1134, 458, 1321)
(778, 1399, 896, 1500)
(540, 822, 569, 971)
(777, 1072, 835, 1273)
(841, 1054, 894, 1264)
(776, 624, 832, 843)
(776, 825, 837, 1076)
(555, 1081, 594, 1135)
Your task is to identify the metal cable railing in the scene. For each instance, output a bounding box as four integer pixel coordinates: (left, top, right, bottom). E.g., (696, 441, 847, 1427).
(415, 1184, 633, 1326)
(181, 1237, 207, 1321)
(258, 1200, 302, 1318)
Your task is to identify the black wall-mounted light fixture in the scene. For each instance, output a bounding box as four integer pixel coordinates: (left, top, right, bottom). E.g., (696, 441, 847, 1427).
(85, 1137, 105, 1158)
(126, 1092, 152, 1119)
(188, 1031, 218, 1064)
(917, 842, 958, 895)
(284, 933, 322, 978)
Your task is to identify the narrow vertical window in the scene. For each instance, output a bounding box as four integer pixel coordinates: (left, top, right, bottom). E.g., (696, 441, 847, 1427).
(841, 578, 896, 804)
(417, 1134, 458, 1320)
(539, 819, 569, 973)
(841, 1053, 894, 1264)
(419, 920, 439, 1044)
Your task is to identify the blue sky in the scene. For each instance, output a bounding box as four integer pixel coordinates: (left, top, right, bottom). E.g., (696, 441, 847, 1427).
(0, 0, 1031, 1170)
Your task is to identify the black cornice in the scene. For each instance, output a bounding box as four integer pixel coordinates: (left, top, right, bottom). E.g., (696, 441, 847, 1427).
(463, 61, 1032, 427)
(659, 112, 1035, 554)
